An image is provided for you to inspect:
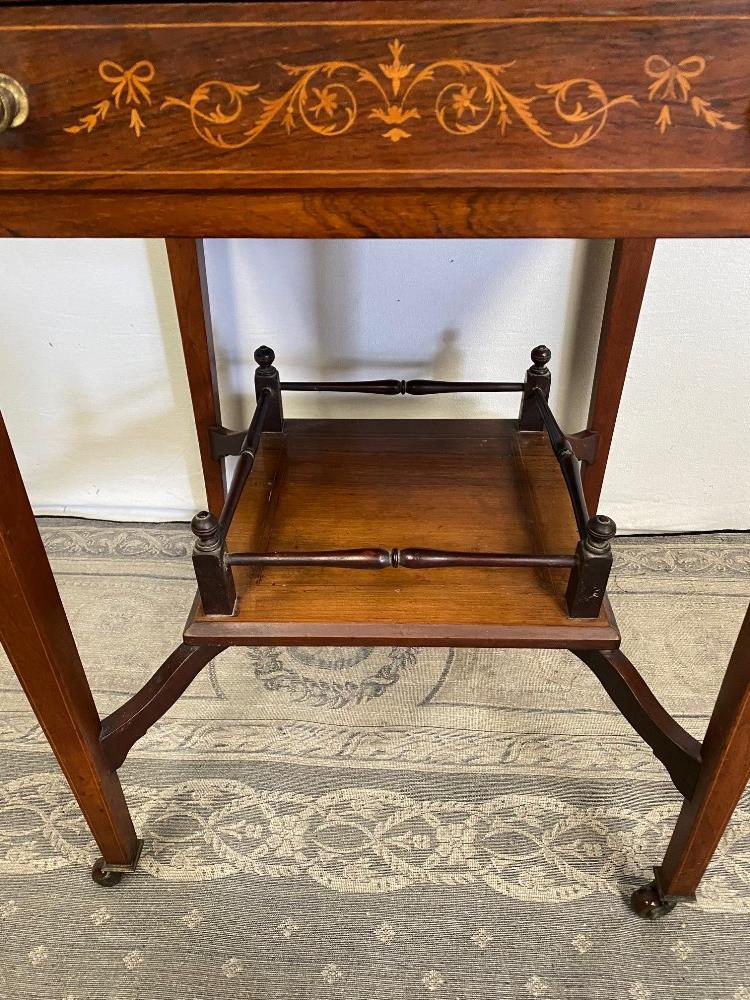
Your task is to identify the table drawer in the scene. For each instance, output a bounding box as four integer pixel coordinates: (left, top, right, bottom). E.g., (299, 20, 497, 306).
(2, 1, 750, 191)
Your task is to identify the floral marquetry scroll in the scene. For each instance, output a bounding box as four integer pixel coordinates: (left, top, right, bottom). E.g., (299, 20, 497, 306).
(160, 39, 637, 149)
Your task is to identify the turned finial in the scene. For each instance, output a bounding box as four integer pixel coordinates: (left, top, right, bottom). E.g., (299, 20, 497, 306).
(191, 510, 222, 549)
(254, 345, 276, 372)
(254, 344, 283, 431)
(530, 345, 552, 373)
(584, 514, 616, 554)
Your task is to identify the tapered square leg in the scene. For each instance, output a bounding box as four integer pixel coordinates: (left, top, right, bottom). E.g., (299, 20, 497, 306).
(638, 604, 750, 910)
(0, 412, 140, 875)
(582, 237, 656, 514)
(166, 237, 226, 516)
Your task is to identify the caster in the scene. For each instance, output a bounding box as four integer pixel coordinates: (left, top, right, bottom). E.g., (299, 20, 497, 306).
(90, 839, 143, 888)
(91, 857, 124, 887)
(631, 880, 677, 919)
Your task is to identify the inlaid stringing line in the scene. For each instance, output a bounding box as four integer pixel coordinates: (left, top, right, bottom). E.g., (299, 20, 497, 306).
(1, 167, 750, 176)
(3, 15, 750, 30)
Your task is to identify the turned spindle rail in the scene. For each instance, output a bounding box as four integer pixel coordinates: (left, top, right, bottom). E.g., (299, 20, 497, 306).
(190, 345, 615, 622)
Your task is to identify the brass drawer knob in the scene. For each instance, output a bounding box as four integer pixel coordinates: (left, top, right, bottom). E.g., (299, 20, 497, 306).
(0, 74, 29, 133)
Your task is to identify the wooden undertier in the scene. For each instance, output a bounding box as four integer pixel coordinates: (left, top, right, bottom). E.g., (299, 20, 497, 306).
(184, 419, 620, 648)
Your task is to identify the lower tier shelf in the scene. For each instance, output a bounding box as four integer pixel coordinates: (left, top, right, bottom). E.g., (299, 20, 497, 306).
(184, 419, 620, 648)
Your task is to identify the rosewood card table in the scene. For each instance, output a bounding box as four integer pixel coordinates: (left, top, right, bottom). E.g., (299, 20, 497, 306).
(1, 0, 749, 919)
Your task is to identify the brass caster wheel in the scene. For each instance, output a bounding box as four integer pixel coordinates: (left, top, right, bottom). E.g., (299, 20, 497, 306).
(631, 881, 677, 919)
(91, 857, 124, 887)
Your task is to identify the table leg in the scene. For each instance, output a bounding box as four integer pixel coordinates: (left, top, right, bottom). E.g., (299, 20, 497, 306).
(632, 604, 750, 915)
(580, 239, 750, 915)
(582, 237, 656, 513)
(0, 412, 140, 873)
(166, 237, 226, 516)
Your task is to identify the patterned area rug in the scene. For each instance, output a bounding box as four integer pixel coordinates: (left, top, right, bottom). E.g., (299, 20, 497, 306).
(0, 521, 749, 1000)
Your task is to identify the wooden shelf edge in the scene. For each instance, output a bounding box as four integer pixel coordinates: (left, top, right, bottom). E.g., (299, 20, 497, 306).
(183, 596, 621, 650)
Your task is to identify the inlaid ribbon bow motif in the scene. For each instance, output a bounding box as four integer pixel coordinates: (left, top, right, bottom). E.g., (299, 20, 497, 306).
(644, 54, 740, 134)
(65, 60, 156, 137)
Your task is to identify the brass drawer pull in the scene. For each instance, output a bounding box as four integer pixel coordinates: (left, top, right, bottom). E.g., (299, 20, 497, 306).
(0, 75, 29, 133)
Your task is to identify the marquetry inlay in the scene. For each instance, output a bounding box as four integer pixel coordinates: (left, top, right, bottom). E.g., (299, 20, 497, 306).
(64, 60, 156, 137)
(644, 55, 742, 134)
(60, 42, 741, 149)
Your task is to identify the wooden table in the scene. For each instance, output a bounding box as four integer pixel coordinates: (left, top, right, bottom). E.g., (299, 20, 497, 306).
(0, 0, 749, 918)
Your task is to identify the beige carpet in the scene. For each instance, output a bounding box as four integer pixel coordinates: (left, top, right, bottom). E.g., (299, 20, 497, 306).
(0, 521, 748, 999)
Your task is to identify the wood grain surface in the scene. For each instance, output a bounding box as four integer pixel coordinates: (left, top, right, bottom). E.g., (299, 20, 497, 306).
(1, 1, 749, 192)
(185, 419, 620, 647)
(4, 189, 750, 238)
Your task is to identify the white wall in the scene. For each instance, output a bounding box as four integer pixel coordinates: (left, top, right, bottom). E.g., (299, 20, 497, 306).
(2, 238, 748, 533)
